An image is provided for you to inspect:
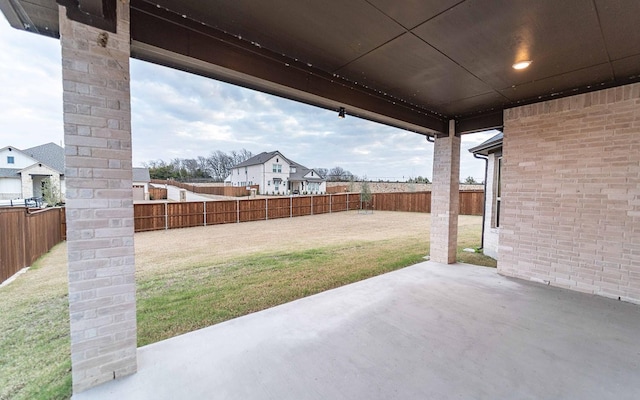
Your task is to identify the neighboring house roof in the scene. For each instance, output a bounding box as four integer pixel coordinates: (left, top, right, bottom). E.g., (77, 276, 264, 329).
(22, 143, 65, 174)
(132, 167, 150, 182)
(469, 132, 503, 156)
(0, 168, 20, 178)
(290, 164, 324, 182)
(234, 151, 291, 168)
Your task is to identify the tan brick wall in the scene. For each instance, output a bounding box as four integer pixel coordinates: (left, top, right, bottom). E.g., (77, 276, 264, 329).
(326, 181, 483, 193)
(430, 121, 460, 264)
(60, 1, 137, 393)
(500, 83, 640, 304)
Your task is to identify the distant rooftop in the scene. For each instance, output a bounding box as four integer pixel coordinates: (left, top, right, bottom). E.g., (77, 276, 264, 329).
(22, 142, 65, 173)
(468, 132, 503, 156)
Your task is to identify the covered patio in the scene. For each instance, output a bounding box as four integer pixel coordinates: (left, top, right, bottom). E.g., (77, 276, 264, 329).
(1, 0, 638, 395)
(75, 261, 640, 399)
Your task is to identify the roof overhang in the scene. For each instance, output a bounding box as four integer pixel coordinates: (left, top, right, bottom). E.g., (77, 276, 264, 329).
(2, 0, 640, 136)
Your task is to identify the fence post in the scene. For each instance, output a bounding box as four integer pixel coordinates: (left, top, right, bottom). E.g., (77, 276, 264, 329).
(329, 194, 332, 213)
(164, 202, 168, 230)
(265, 198, 268, 220)
(203, 201, 207, 227)
(311, 195, 313, 215)
(347, 193, 349, 211)
(290, 196, 292, 218)
(237, 199, 240, 223)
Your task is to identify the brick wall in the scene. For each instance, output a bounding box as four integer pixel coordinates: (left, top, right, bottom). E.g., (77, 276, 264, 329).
(60, 1, 137, 393)
(500, 83, 640, 304)
(326, 181, 483, 193)
(430, 121, 460, 264)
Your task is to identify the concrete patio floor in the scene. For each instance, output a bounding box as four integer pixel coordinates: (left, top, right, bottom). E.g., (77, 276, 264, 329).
(74, 261, 640, 400)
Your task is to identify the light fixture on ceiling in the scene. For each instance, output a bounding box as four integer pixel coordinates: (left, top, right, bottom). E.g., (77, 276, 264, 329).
(512, 60, 532, 70)
(338, 107, 346, 119)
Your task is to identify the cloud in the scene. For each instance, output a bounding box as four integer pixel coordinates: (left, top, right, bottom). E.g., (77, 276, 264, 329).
(1, 19, 493, 183)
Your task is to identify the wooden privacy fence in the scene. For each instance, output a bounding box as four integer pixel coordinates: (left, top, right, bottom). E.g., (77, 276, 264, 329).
(0, 207, 63, 283)
(149, 187, 167, 200)
(134, 191, 484, 232)
(150, 180, 255, 197)
(134, 193, 362, 232)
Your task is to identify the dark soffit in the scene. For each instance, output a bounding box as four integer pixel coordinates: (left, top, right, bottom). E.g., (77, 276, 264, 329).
(2, 0, 640, 135)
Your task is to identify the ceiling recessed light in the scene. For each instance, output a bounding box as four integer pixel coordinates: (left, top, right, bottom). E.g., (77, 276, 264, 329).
(512, 60, 532, 70)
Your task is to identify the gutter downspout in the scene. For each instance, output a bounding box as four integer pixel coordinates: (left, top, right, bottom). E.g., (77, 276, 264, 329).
(473, 153, 489, 250)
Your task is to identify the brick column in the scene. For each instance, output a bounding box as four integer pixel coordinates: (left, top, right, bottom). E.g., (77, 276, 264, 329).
(430, 120, 460, 264)
(60, 1, 137, 393)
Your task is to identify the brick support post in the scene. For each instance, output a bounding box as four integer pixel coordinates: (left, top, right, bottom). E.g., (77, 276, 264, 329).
(430, 120, 460, 264)
(60, 1, 137, 393)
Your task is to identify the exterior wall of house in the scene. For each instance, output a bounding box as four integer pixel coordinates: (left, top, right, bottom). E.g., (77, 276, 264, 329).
(500, 82, 640, 304)
(232, 155, 294, 194)
(0, 178, 21, 199)
(20, 164, 61, 199)
(231, 164, 263, 190)
(132, 181, 149, 201)
(262, 155, 290, 194)
(0, 148, 35, 169)
(482, 153, 499, 259)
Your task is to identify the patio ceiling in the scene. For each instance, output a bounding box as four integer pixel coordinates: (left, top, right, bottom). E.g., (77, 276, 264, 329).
(2, 0, 640, 135)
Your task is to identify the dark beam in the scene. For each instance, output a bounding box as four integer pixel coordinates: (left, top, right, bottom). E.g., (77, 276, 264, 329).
(57, 0, 116, 32)
(129, 0, 448, 135)
(455, 110, 504, 135)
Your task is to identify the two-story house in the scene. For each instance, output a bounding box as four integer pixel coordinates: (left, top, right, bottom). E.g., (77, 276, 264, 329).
(0, 142, 65, 202)
(227, 151, 326, 195)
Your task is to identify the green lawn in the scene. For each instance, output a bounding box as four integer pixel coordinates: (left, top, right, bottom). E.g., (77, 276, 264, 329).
(0, 214, 495, 399)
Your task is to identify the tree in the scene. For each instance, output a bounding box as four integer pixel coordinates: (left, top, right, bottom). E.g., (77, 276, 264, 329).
(315, 168, 329, 179)
(408, 176, 430, 184)
(42, 178, 61, 206)
(360, 177, 372, 213)
(145, 149, 253, 181)
(463, 176, 478, 184)
(327, 166, 358, 182)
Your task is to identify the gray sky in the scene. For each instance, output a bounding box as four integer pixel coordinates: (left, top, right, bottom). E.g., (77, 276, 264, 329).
(0, 18, 496, 182)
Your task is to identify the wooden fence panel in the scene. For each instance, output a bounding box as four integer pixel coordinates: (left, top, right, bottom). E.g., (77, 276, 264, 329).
(1, 207, 62, 284)
(25, 209, 61, 266)
(206, 201, 237, 225)
(292, 196, 311, 217)
(167, 202, 204, 229)
(459, 190, 484, 216)
(312, 195, 330, 214)
(150, 180, 253, 197)
(329, 194, 347, 212)
(267, 198, 291, 219)
(372, 192, 431, 213)
(149, 187, 167, 200)
(239, 199, 266, 222)
(0, 208, 26, 283)
(134, 203, 167, 232)
(60, 207, 66, 240)
(348, 193, 361, 210)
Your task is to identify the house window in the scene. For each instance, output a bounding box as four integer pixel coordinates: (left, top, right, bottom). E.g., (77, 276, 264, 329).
(493, 157, 502, 228)
(7, 156, 14, 164)
(272, 164, 282, 173)
(291, 167, 296, 173)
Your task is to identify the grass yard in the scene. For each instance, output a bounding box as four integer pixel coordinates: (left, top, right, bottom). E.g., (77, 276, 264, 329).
(0, 212, 495, 399)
